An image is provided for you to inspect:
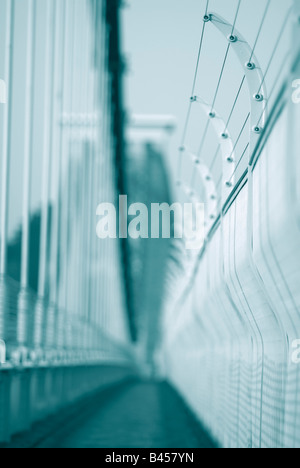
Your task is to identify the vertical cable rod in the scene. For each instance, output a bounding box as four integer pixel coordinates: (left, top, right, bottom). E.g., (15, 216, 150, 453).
(0, 0, 14, 275)
(38, 0, 56, 299)
(21, 0, 36, 288)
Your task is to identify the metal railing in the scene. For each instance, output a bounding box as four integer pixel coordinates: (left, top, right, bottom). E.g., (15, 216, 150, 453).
(164, 0, 300, 449)
(0, 0, 131, 368)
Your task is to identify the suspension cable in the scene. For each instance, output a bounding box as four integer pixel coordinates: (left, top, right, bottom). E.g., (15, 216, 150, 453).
(223, 75, 246, 134)
(257, 6, 293, 95)
(231, 0, 242, 35)
(216, 173, 223, 191)
(203, 1, 243, 153)
(248, 0, 271, 63)
(227, 112, 250, 162)
(256, 51, 292, 127)
(197, 118, 210, 157)
(197, 40, 232, 160)
(228, 142, 250, 183)
(212, 0, 243, 112)
(210, 43, 231, 112)
(177, 0, 210, 177)
(210, 144, 221, 171)
(191, 0, 211, 97)
(190, 166, 197, 191)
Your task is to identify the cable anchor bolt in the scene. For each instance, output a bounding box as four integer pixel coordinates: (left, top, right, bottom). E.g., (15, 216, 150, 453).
(254, 93, 263, 102)
(228, 34, 238, 43)
(246, 62, 255, 70)
(253, 126, 262, 134)
(203, 14, 211, 23)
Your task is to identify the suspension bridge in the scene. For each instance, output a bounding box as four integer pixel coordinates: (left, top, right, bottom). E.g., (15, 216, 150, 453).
(0, 0, 300, 449)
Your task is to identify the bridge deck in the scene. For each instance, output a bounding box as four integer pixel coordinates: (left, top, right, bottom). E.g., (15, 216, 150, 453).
(3, 371, 217, 449)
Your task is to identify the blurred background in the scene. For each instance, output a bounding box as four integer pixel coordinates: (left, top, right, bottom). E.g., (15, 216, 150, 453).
(0, 0, 300, 449)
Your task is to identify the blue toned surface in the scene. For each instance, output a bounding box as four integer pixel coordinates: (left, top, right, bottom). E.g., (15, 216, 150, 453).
(35, 379, 216, 448)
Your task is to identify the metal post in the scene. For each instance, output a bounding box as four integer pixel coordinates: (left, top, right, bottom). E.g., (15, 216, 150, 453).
(15, 0, 36, 362)
(291, 0, 300, 221)
(73, 0, 87, 353)
(38, 0, 56, 301)
(83, 0, 95, 354)
(33, 0, 56, 360)
(58, 0, 76, 357)
(89, 0, 98, 345)
(21, 0, 36, 289)
(48, 0, 67, 359)
(0, 0, 14, 276)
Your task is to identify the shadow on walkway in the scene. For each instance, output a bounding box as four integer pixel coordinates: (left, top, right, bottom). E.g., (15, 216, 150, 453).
(37, 379, 217, 448)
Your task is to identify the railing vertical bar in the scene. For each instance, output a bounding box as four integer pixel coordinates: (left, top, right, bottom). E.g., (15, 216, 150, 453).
(49, 0, 67, 305)
(58, 0, 75, 319)
(48, 0, 67, 356)
(21, 0, 36, 289)
(90, 0, 99, 333)
(38, 0, 56, 299)
(0, 0, 14, 276)
(75, 0, 86, 341)
(84, 0, 94, 331)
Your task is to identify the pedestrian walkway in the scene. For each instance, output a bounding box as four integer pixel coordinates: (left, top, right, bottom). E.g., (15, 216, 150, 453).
(37, 379, 217, 448)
